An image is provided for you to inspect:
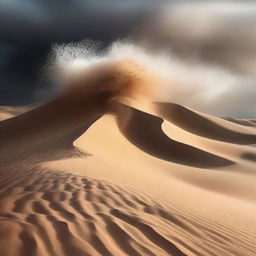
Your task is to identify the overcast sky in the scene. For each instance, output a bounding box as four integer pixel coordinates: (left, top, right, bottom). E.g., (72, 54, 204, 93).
(0, 0, 158, 104)
(0, 0, 255, 118)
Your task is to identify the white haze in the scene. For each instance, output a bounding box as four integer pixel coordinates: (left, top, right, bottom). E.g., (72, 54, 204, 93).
(50, 41, 256, 118)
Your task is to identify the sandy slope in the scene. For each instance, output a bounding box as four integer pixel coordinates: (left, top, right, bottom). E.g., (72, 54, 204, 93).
(0, 98, 256, 256)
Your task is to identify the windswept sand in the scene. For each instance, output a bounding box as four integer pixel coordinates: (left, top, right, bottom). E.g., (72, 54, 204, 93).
(0, 99, 256, 256)
(0, 59, 256, 256)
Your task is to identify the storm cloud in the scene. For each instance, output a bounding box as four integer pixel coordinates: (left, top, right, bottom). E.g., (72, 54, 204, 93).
(0, 0, 156, 104)
(0, 0, 256, 117)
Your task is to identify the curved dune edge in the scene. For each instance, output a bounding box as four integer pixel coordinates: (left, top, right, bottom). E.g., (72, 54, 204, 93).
(224, 117, 256, 128)
(1, 99, 256, 256)
(155, 102, 256, 144)
(115, 104, 234, 168)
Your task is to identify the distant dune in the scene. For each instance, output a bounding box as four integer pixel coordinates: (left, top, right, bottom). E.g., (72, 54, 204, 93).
(0, 57, 256, 256)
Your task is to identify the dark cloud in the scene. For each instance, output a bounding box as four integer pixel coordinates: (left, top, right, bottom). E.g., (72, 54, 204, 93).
(0, 0, 157, 104)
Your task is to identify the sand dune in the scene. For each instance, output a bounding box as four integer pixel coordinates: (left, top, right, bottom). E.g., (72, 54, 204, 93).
(0, 100, 256, 256)
(0, 69, 256, 256)
(115, 104, 233, 168)
(155, 102, 256, 145)
(0, 105, 33, 121)
(225, 118, 256, 128)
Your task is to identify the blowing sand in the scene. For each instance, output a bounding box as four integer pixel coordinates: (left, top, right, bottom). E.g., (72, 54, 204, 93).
(0, 56, 256, 256)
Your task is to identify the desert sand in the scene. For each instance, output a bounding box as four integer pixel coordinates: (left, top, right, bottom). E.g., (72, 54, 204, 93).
(0, 62, 256, 256)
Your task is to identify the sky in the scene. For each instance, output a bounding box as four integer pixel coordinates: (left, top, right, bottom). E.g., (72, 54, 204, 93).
(0, 0, 256, 117)
(0, 0, 156, 104)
